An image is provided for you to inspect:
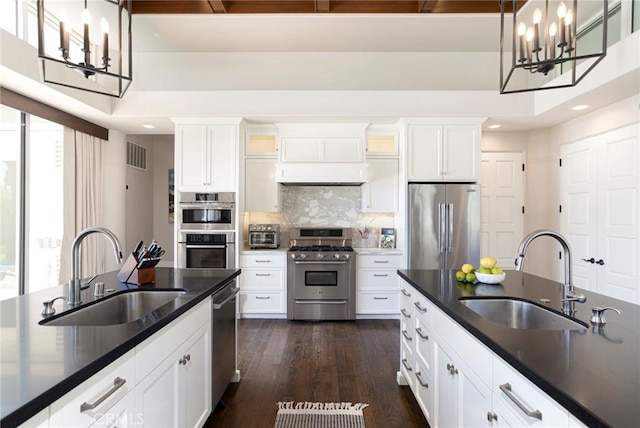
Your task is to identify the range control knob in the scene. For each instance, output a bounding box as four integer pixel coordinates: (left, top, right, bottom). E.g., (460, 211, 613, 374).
(334, 254, 341, 260)
(299, 253, 307, 260)
(318, 253, 325, 259)
(290, 253, 296, 259)
(344, 254, 350, 260)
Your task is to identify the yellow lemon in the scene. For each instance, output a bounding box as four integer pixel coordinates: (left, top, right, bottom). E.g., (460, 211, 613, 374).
(480, 257, 497, 269)
(461, 263, 474, 274)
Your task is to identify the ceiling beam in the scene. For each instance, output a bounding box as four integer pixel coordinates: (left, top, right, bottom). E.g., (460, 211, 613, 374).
(315, 0, 330, 12)
(208, 0, 227, 13)
(418, 0, 439, 12)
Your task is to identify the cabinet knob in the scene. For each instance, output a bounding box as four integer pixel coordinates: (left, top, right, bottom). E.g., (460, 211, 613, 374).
(446, 363, 458, 375)
(487, 412, 498, 422)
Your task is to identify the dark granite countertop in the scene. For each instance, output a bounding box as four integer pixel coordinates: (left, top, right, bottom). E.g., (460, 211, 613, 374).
(0, 267, 241, 428)
(398, 269, 640, 428)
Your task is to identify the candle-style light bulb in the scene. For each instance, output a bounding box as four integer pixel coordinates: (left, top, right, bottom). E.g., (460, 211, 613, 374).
(82, 8, 91, 24)
(58, 11, 68, 58)
(81, 8, 91, 66)
(565, 9, 573, 25)
(518, 22, 527, 36)
(532, 8, 542, 52)
(101, 17, 109, 68)
(565, 9, 574, 52)
(549, 22, 558, 57)
(526, 27, 534, 61)
(557, 2, 567, 18)
(517, 22, 527, 62)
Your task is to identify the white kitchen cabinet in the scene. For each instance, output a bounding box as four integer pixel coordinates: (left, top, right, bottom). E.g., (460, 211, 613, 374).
(239, 252, 286, 318)
(135, 321, 211, 428)
(245, 158, 280, 212)
(366, 126, 398, 156)
(18, 408, 49, 428)
(361, 158, 398, 213)
(89, 390, 136, 428)
(356, 253, 402, 315)
(245, 125, 278, 157)
(280, 137, 364, 163)
(175, 123, 238, 192)
(49, 351, 135, 428)
(407, 123, 480, 182)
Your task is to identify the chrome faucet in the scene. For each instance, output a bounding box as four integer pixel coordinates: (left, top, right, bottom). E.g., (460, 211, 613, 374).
(69, 227, 123, 306)
(514, 229, 586, 315)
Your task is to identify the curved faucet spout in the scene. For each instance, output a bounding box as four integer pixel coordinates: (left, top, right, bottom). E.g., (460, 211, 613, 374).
(69, 227, 123, 306)
(514, 229, 585, 315)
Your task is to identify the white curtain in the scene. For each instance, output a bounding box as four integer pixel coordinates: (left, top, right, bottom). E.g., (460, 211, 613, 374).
(58, 128, 105, 283)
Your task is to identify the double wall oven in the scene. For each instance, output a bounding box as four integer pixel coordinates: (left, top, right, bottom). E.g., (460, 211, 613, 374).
(178, 192, 235, 269)
(287, 228, 356, 320)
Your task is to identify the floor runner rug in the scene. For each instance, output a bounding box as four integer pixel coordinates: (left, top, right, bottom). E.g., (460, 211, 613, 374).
(274, 401, 369, 428)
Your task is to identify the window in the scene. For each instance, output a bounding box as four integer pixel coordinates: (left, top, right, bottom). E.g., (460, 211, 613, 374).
(0, 105, 63, 300)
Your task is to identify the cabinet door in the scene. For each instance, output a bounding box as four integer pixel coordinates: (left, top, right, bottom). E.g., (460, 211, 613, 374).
(362, 158, 398, 212)
(408, 124, 442, 181)
(245, 127, 278, 157)
(322, 138, 364, 162)
(135, 351, 181, 428)
(180, 323, 212, 428)
(177, 125, 209, 191)
(280, 138, 323, 162)
(459, 364, 492, 428)
(208, 125, 237, 191)
(245, 158, 280, 212)
(442, 125, 479, 181)
(435, 342, 460, 428)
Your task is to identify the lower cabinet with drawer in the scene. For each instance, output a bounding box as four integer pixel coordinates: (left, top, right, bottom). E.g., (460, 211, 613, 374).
(397, 278, 574, 428)
(28, 299, 212, 428)
(356, 253, 402, 316)
(239, 252, 287, 318)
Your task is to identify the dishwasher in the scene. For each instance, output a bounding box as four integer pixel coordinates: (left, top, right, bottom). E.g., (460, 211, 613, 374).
(211, 279, 240, 408)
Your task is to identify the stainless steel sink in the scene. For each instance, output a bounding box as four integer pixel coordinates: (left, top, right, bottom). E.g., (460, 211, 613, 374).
(41, 290, 186, 326)
(459, 298, 587, 331)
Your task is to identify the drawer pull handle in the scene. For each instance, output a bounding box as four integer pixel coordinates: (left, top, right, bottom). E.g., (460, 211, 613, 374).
(255, 260, 271, 263)
(255, 273, 271, 277)
(400, 289, 411, 297)
(414, 302, 427, 313)
(401, 358, 412, 372)
(415, 371, 429, 388)
(373, 260, 389, 263)
(255, 296, 271, 300)
(400, 308, 412, 318)
(401, 330, 412, 341)
(373, 296, 389, 300)
(487, 412, 498, 422)
(80, 377, 126, 413)
(415, 327, 429, 340)
(373, 274, 389, 277)
(499, 383, 543, 421)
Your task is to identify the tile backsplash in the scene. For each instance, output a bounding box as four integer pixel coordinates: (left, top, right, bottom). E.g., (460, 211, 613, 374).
(247, 185, 395, 247)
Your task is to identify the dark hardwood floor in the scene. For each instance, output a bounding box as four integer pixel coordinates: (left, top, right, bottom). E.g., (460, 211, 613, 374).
(204, 319, 429, 428)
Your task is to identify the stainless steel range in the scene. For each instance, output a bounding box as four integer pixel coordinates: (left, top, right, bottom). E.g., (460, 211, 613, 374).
(287, 228, 356, 321)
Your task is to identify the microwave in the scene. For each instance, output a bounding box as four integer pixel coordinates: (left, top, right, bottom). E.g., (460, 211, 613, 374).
(248, 224, 280, 249)
(179, 192, 235, 231)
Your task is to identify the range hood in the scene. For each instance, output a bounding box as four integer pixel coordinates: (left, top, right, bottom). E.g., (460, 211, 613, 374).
(275, 162, 368, 185)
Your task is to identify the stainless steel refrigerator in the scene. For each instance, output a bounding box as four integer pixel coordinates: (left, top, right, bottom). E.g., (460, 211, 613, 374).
(408, 183, 480, 270)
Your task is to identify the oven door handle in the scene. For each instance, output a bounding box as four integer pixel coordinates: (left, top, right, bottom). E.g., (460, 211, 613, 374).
(294, 300, 348, 305)
(184, 244, 227, 249)
(293, 261, 349, 265)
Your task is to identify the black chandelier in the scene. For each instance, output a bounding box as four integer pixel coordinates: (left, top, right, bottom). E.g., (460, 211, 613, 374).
(500, 0, 608, 94)
(37, 0, 132, 98)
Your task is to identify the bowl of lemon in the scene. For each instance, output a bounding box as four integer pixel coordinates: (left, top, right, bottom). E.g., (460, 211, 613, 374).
(474, 257, 505, 284)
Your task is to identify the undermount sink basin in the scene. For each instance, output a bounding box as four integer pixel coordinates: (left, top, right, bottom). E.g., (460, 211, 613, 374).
(41, 290, 186, 326)
(459, 298, 588, 331)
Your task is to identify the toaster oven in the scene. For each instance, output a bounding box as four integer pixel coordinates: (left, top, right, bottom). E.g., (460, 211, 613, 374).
(248, 224, 280, 249)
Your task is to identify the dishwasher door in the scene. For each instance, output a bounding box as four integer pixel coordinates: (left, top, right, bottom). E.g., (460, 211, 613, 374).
(211, 280, 240, 408)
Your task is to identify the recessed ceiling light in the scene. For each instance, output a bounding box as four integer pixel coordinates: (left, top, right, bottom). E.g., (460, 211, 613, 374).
(571, 105, 589, 111)
(142, 124, 156, 129)
(488, 124, 502, 129)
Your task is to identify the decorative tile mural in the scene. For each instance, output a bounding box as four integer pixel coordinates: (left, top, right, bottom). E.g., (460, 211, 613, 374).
(248, 185, 395, 247)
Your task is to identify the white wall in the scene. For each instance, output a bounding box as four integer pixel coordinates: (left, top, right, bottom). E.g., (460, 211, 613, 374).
(125, 136, 155, 253)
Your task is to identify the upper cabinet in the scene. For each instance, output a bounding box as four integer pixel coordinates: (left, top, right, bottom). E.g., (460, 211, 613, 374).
(362, 158, 399, 213)
(366, 125, 398, 157)
(277, 124, 367, 163)
(245, 125, 279, 157)
(406, 121, 482, 182)
(245, 158, 280, 212)
(174, 120, 242, 192)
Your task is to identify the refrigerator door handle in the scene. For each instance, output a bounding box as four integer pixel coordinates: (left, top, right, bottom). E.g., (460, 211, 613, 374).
(439, 203, 446, 253)
(448, 203, 454, 253)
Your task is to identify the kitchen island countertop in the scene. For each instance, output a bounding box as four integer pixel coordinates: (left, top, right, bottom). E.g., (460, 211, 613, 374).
(399, 269, 640, 428)
(0, 267, 240, 427)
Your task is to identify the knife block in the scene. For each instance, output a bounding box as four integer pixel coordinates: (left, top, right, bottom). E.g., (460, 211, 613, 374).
(117, 254, 156, 285)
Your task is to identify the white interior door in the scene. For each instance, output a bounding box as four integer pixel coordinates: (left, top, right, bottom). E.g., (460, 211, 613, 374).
(480, 152, 524, 269)
(560, 123, 640, 304)
(560, 140, 598, 292)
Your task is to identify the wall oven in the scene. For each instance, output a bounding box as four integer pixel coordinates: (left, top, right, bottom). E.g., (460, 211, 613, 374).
(178, 232, 235, 269)
(179, 192, 235, 231)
